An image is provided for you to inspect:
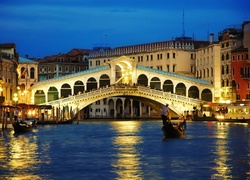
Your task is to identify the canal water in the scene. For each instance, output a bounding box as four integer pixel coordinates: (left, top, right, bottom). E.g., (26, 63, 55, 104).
(0, 120, 249, 180)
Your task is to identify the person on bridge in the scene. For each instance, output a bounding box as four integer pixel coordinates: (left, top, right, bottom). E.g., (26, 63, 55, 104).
(161, 104, 170, 125)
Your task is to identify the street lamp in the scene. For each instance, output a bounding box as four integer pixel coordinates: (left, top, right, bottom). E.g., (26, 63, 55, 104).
(13, 93, 18, 107)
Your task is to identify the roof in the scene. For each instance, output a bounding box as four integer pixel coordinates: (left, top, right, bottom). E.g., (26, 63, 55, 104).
(0, 43, 16, 49)
(232, 46, 248, 53)
(19, 57, 37, 63)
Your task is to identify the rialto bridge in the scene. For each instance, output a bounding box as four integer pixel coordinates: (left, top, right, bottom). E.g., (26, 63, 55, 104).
(30, 56, 214, 119)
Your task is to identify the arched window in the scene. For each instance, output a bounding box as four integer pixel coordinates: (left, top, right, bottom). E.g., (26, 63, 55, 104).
(226, 53, 229, 60)
(30, 67, 35, 79)
(21, 67, 26, 79)
(226, 65, 229, 74)
(221, 54, 224, 61)
(221, 65, 224, 74)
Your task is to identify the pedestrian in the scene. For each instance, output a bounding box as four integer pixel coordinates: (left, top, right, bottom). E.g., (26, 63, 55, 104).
(161, 104, 170, 125)
(14, 108, 18, 121)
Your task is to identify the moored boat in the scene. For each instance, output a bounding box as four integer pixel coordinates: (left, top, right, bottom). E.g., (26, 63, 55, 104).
(37, 119, 74, 125)
(12, 120, 36, 133)
(162, 121, 185, 138)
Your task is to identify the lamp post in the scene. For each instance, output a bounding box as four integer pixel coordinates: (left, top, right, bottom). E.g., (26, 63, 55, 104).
(13, 93, 18, 107)
(13, 93, 19, 122)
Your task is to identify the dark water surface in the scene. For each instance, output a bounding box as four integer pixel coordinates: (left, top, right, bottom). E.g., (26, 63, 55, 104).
(0, 120, 250, 180)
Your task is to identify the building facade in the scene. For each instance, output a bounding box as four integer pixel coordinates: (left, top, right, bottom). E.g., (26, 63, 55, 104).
(195, 34, 221, 103)
(0, 43, 19, 106)
(218, 25, 243, 103)
(231, 46, 250, 103)
(18, 57, 39, 104)
(37, 49, 89, 82)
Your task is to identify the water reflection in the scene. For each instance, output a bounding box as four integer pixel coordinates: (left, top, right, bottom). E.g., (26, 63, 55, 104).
(110, 121, 143, 180)
(0, 130, 41, 180)
(211, 123, 232, 179)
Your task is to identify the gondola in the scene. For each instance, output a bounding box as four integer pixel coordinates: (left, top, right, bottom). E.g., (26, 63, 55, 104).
(37, 119, 73, 125)
(12, 120, 36, 133)
(162, 121, 185, 138)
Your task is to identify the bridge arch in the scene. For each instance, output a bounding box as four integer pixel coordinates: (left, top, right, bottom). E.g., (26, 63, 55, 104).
(201, 89, 213, 101)
(74, 80, 84, 95)
(34, 90, 46, 104)
(175, 83, 186, 96)
(150, 77, 161, 90)
(188, 86, 199, 99)
(163, 80, 173, 93)
(99, 74, 110, 87)
(87, 77, 97, 91)
(48, 86, 59, 102)
(137, 74, 148, 86)
(108, 99, 115, 118)
(61, 83, 71, 98)
(116, 98, 123, 118)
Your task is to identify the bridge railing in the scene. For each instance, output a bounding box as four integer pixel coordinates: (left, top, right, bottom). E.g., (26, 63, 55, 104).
(137, 86, 202, 104)
(137, 65, 211, 85)
(40, 85, 202, 107)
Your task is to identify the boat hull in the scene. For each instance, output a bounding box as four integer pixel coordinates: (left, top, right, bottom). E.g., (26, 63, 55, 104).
(162, 122, 185, 138)
(37, 119, 73, 125)
(13, 122, 33, 133)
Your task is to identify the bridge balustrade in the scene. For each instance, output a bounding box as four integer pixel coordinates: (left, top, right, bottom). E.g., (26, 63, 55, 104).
(40, 85, 202, 116)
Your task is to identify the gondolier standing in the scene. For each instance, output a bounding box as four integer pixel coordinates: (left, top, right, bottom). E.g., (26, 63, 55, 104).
(161, 104, 170, 125)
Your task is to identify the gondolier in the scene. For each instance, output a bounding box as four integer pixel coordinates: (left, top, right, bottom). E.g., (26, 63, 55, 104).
(161, 104, 170, 125)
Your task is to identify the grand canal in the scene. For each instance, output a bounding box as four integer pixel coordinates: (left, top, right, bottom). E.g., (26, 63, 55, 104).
(0, 120, 249, 179)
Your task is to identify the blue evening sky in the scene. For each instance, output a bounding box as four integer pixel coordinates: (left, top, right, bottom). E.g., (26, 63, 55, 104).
(0, 0, 249, 58)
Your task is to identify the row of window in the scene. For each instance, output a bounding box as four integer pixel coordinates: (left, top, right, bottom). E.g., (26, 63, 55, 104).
(39, 66, 82, 73)
(20, 67, 35, 79)
(90, 52, 197, 67)
(56, 56, 86, 62)
(236, 94, 250, 100)
(221, 53, 230, 60)
(197, 57, 214, 66)
(221, 65, 230, 74)
(232, 66, 250, 78)
(196, 67, 214, 78)
(232, 54, 249, 61)
(221, 41, 237, 48)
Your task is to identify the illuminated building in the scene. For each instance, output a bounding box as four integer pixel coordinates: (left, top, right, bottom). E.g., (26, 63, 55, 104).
(0, 43, 19, 106)
(18, 56, 39, 104)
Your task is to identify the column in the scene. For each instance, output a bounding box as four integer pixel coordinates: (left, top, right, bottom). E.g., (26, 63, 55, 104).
(139, 102, 142, 118)
(114, 100, 117, 118)
(148, 106, 151, 117)
(122, 99, 125, 118)
(52, 107, 54, 121)
(130, 99, 133, 118)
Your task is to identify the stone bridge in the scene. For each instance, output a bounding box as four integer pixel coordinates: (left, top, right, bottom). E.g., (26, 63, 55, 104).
(39, 85, 203, 119)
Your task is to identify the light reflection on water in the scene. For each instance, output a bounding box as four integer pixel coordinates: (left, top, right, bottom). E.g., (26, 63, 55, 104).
(0, 130, 41, 179)
(211, 123, 232, 179)
(0, 121, 249, 179)
(110, 121, 143, 180)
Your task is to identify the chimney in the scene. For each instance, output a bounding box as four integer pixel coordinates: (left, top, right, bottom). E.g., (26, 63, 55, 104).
(209, 33, 214, 44)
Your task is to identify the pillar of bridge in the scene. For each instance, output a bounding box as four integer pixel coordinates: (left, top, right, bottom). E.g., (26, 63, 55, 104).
(106, 106, 109, 118)
(139, 102, 142, 117)
(130, 99, 133, 118)
(52, 107, 54, 121)
(122, 99, 125, 118)
(114, 100, 117, 118)
(148, 106, 150, 117)
(56, 107, 59, 122)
